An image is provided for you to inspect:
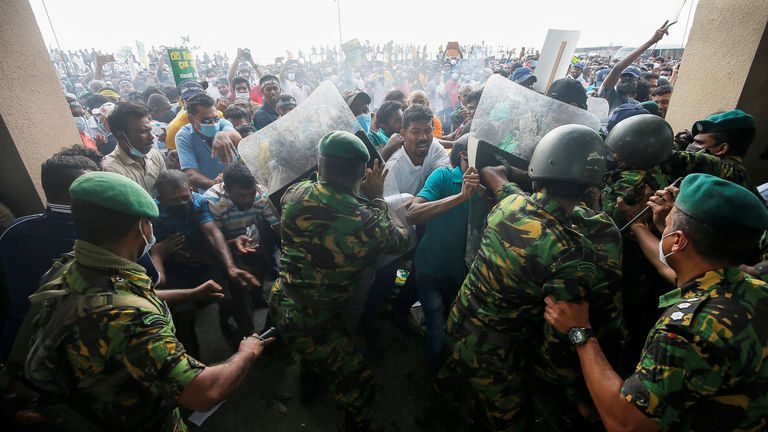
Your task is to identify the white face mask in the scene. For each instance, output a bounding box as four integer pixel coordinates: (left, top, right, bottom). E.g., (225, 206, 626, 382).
(658, 231, 682, 266)
(139, 219, 156, 259)
(236, 91, 250, 101)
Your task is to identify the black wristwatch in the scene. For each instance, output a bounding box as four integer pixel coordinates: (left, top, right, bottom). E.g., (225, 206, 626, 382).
(568, 327, 595, 346)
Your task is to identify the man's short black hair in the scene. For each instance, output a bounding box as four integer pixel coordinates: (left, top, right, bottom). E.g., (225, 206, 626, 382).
(224, 105, 250, 122)
(465, 90, 483, 106)
(384, 90, 407, 106)
(86, 94, 109, 111)
(72, 201, 140, 245)
(56, 144, 103, 169)
(41, 149, 100, 204)
(450, 138, 468, 168)
(162, 85, 179, 100)
(402, 104, 434, 130)
(651, 85, 672, 97)
(223, 162, 256, 190)
(125, 91, 145, 106)
(375, 101, 402, 126)
(155, 170, 190, 194)
(710, 128, 756, 158)
(106, 102, 149, 136)
(232, 77, 250, 89)
(670, 209, 761, 265)
(641, 72, 659, 81)
(235, 124, 256, 138)
(185, 94, 215, 116)
(142, 86, 164, 104)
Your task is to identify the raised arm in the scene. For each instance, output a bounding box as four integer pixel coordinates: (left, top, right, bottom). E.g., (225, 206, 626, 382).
(602, 23, 672, 91)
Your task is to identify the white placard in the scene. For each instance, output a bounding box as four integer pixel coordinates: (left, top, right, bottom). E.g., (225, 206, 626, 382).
(468, 135, 479, 168)
(532, 29, 581, 94)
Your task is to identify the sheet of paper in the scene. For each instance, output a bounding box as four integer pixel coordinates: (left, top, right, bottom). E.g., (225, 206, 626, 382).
(532, 29, 581, 94)
(468, 134, 479, 168)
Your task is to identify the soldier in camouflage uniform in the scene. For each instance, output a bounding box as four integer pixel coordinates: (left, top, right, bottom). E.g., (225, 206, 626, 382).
(601, 114, 674, 372)
(661, 110, 756, 192)
(545, 173, 768, 431)
(23, 172, 272, 432)
(434, 125, 607, 431)
(268, 131, 411, 432)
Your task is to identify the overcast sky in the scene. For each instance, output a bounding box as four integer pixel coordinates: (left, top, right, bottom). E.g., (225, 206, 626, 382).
(30, 0, 696, 63)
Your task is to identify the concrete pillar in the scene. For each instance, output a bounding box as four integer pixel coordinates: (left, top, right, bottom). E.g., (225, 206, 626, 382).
(665, 0, 768, 186)
(0, 0, 82, 216)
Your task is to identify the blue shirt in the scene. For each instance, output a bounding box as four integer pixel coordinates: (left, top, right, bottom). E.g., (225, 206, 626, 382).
(252, 104, 279, 130)
(413, 166, 472, 282)
(0, 204, 159, 357)
(175, 119, 235, 187)
(152, 192, 214, 251)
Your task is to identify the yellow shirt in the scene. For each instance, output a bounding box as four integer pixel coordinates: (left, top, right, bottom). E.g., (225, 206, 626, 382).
(165, 108, 225, 151)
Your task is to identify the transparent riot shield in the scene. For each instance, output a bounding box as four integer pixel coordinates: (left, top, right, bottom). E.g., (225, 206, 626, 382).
(466, 74, 601, 267)
(238, 80, 362, 195)
(470, 74, 601, 163)
(587, 96, 610, 129)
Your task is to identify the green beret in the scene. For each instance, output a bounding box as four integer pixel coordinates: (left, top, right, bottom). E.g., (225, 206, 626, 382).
(675, 173, 768, 231)
(70, 172, 159, 218)
(692, 109, 754, 135)
(318, 131, 370, 163)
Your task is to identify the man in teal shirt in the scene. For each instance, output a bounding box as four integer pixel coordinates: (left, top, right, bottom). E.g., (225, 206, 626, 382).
(368, 100, 403, 149)
(406, 137, 479, 372)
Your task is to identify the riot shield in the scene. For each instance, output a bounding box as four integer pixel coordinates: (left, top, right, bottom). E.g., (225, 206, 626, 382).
(470, 74, 601, 164)
(587, 96, 610, 128)
(238, 80, 362, 196)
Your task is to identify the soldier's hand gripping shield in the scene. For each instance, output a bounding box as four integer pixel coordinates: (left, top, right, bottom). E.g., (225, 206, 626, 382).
(238, 80, 363, 199)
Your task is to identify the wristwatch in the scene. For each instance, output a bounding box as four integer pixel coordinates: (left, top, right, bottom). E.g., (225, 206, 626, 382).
(567, 327, 595, 346)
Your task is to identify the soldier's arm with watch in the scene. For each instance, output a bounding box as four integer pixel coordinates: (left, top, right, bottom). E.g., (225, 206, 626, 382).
(543, 296, 660, 432)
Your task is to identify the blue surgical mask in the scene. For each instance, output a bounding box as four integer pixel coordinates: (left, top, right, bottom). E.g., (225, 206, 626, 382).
(122, 132, 149, 158)
(199, 121, 219, 138)
(356, 113, 372, 134)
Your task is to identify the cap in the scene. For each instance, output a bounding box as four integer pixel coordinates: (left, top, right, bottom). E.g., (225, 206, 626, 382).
(620, 67, 641, 78)
(318, 131, 370, 163)
(692, 109, 755, 135)
(607, 103, 650, 131)
(572, 62, 585, 69)
(277, 94, 297, 109)
(512, 67, 535, 83)
(343, 89, 372, 106)
(639, 101, 661, 116)
(93, 102, 116, 117)
(546, 78, 587, 109)
(99, 88, 120, 99)
(77, 91, 93, 99)
(675, 173, 768, 231)
(70, 171, 159, 218)
(179, 81, 205, 102)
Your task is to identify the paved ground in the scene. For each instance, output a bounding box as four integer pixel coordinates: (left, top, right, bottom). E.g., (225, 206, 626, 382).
(189, 302, 431, 432)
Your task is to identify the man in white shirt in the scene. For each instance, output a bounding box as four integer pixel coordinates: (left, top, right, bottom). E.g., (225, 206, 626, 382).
(384, 105, 450, 197)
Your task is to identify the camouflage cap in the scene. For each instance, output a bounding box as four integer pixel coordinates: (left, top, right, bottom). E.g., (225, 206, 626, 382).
(70, 171, 159, 218)
(675, 173, 768, 231)
(692, 109, 754, 135)
(318, 131, 370, 163)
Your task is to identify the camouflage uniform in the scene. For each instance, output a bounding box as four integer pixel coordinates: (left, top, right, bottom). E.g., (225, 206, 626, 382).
(622, 268, 768, 430)
(661, 151, 751, 191)
(602, 168, 672, 372)
(602, 168, 669, 229)
(438, 182, 597, 431)
(48, 240, 204, 431)
(268, 180, 410, 425)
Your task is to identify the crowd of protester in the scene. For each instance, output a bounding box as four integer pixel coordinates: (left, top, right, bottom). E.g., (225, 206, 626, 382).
(1, 22, 767, 432)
